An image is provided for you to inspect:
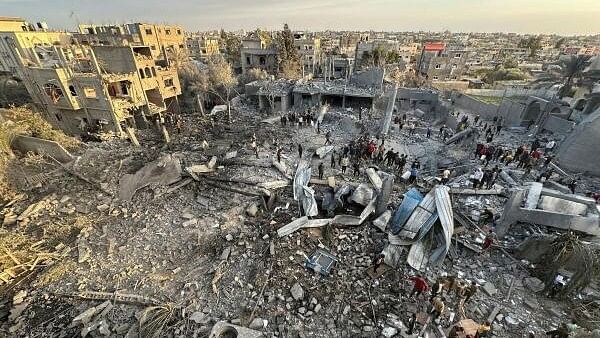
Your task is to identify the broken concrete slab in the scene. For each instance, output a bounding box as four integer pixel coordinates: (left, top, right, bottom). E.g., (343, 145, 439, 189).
(11, 134, 74, 163)
(365, 168, 383, 191)
(277, 217, 331, 237)
(187, 156, 217, 174)
(523, 277, 545, 293)
(349, 183, 374, 206)
(290, 282, 304, 300)
(209, 321, 264, 337)
(272, 159, 293, 180)
(482, 282, 498, 296)
(119, 154, 182, 201)
(372, 210, 392, 231)
(315, 145, 335, 158)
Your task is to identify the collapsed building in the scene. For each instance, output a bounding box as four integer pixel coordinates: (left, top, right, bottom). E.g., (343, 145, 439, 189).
(245, 68, 385, 112)
(0, 18, 183, 142)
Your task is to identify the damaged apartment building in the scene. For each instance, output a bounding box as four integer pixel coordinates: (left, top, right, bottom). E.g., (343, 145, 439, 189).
(245, 68, 385, 113)
(0, 17, 182, 142)
(417, 42, 469, 81)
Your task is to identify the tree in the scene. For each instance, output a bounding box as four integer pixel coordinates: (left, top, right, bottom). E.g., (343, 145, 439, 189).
(531, 55, 592, 98)
(238, 68, 269, 86)
(221, 32, 241, 66)
(477, 67, 529, 85)
(206, 56, 238, 122)
(557, 55, 592, 98)
(178, 61, 209, 115)
(275, 24, 301, 79)
(519, 36, 543, 57)
(386, 50, 402, 64)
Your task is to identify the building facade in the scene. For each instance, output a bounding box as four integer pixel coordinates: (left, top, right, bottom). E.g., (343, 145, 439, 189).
(240, 32, 278, 75)
(417, 42, 469, 81)
(186, 35, 220, 61)
(0, 22, 181, 141)
(76, 23, 186, 63)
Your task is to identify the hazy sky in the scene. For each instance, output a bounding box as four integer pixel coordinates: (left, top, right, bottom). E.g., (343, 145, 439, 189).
(1, 0, 599, 35)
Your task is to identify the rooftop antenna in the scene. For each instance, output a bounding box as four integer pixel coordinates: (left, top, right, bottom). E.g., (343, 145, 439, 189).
(69, 10, 81, 29)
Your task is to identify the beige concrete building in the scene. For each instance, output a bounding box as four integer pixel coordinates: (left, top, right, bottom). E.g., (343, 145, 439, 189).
(186, 35, 220, 61)
(240, 32, 278, 74)
(293, 33, 321, 76)
(0, 24, 181, 142)
(0, 17, 29, 32)
(76, 23, 186, 63)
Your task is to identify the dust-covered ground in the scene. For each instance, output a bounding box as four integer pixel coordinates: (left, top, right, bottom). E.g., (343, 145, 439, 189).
(1, 99, 598, 337)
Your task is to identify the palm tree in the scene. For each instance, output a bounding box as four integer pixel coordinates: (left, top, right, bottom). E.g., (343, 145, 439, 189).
(557, 55, 592, 98)
(533, 55, 592, 98)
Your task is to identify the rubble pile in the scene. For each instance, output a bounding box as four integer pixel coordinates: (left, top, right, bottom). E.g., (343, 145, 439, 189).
(1, 94, 599, 337)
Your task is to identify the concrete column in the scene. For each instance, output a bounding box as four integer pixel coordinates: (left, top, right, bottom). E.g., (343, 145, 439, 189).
(281, 95, 289, 112)
(293, 93, 302, 109)
(125, 127, 141, 147)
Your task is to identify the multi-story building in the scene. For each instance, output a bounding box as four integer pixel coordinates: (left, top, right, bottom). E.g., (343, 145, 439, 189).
(0, 16, 29, 32)
(1, 21, 181, 142)
(186, 35, 220, 61)
(417, 42, 469, 81)
(293, 32, 321, 76)
(240, 32, 278, 75)
(76, 23, 186, 63)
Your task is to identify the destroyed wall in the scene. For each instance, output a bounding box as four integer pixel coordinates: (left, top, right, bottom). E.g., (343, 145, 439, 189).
(556, 108, 600, 176)
(92, 46, 137, 74)
(396, 88, 439, 112)
(539, 115, 575, 134)
(349, 68, 384, 89)
(452, 92, 527, 126)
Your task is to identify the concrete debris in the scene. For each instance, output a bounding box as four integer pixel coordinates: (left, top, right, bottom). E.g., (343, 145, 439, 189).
(119, 154, 182, 201)
(372, 210, 392, 231)
(186, 156, 218, 174)
(290, 282, 304, 301)
(349, 183, 374, 206)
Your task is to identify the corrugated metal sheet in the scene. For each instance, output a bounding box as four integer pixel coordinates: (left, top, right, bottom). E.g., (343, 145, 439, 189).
(525, 182, 543, 209)
(398, 190, 437, 239)
(432, 185, 454, 265)
(390, 188, 423, 235)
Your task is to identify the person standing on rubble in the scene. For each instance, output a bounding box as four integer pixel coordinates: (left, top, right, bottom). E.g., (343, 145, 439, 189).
(277, 147, 283, 163)
(409, 274, 429, 298)
(430, 296, 445, 321)
(545, 139, 556, 153)
(487, 167, 500, 189)
(441, 168, 451, 185)
(482, 229, 495, 251)
(430, 278, 444, 301)
(463, 281, 478, 304)
(298, 143, 303, 159)
(175, 115, 183, 134)
(325, 131, 332, 145)
(353, 160, 361, 177)
(330, 151, 336, 169)
(372, 252, 385, 274)
(426, 126, 432, 138)
(341, 156, 349, 174)
(473, 168, 484, 189)
(406, 313, 418, 335)
(397, 154, 407, 172)
(408, 122, 416, 135)
(568, 178, 578, 194)
(317, 162, 325, 180)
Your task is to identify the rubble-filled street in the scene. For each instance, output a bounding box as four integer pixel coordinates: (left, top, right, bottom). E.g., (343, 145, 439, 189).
(2, 91, 600, 337)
